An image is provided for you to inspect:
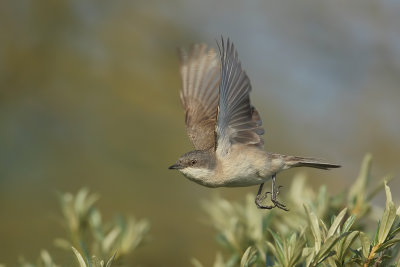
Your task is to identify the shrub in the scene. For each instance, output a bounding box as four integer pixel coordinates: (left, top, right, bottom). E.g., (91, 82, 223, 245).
(193, 155, 400, 267)
(16, 188, 150, 267)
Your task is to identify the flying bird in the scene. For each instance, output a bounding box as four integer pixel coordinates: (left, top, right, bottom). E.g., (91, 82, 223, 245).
(169, 38, 340, 210)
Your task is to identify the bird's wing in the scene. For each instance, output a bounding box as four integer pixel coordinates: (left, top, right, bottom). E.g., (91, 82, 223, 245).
(215, 38, 264, 157)
(179, 43, 220, 150)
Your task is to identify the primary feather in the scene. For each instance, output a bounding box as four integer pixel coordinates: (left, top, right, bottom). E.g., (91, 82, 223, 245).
(179, 44, 220, 150)
(216, 38, 264, 157)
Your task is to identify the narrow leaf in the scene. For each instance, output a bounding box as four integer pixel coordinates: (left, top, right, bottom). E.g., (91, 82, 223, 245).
(378, 182, 396, 243)
(102, 227, 121, 253)
(315, 234, 344, 263)
(91, 256, 103, 267)
(328, 208, 347, 237)
(389, 226, 400, 239)
(40, 250, 53, 266)
(105, 252, 117, 267)
(317, 251, 336, 265)
(348, 154, 372, 204)
(72, 247, 87, 267)
(342, 215, 356, 232)
(376, 238, 400, 253)
(302, 248, 315, 267)
(240, 246, 257, 267)
(338, 231, 359, 260)
(268, 230, 285, 264)
(360, 232, 371, 258)
(304, 205, 321, 251)
(191, 258, 204, 267)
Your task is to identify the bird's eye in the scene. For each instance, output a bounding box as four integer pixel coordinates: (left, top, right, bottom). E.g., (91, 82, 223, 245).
(190, 159, 197, 165)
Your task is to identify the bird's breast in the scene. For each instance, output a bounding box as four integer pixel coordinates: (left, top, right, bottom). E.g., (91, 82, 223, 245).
(216, 145, 270, 187)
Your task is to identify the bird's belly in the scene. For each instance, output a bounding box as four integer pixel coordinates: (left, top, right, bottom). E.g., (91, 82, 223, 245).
(220, 156, 271, 187)
(223, 174, 270, 187)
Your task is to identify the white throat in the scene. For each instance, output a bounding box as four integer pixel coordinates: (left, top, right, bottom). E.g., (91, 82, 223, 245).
(180, 167, 214, 186)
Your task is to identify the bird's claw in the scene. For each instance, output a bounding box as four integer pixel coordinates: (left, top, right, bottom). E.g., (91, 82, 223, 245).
(271, 198, 289, 211)
(271, 185, 289, 211)
(255, 191, 276, 209)
(254, 179, 289, 211)
(257, 191, 270, 202)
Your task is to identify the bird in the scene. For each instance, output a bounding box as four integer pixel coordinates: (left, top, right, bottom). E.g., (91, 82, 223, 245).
(168, 38, 340, 210)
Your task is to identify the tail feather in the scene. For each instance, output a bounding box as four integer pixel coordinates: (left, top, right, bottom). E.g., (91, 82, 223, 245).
(285, 156, 341, 170)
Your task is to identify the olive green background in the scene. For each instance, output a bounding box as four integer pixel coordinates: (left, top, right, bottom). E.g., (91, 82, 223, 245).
(1, 0, 399, 266)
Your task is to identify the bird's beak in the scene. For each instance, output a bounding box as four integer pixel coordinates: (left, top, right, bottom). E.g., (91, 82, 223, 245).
(168, 163, 183, 170)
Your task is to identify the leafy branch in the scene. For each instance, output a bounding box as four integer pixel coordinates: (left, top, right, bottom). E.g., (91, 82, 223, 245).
(195, 154, 400, 267)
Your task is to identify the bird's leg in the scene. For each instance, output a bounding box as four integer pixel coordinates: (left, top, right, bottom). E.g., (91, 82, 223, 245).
(254, 175, 289, 211)
(254, 183, 275, 209)
(270, 174, 289, 211)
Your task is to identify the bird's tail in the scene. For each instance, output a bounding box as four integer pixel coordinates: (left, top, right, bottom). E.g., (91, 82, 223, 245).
(283, 155, 341, 170)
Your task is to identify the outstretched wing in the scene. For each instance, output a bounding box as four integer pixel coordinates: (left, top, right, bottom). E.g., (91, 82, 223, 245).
(215, 38, 264, 157)
(179, 44, 220, 150)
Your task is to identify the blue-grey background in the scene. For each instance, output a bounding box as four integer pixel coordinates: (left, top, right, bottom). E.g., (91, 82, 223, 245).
(1, 0, 399, 265)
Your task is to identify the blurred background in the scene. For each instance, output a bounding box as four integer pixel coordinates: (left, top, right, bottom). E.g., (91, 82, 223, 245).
(1, 0, 399, 265)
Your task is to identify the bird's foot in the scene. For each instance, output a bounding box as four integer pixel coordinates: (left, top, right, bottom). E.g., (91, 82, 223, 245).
(271, 186, 289, 211)
(255, 191, 276, 209)
(254, 177, 289, 211)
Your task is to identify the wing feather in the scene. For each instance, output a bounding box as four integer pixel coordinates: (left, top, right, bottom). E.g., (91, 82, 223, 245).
(216, 38, 264, 156)
(179, 44, 220, 150)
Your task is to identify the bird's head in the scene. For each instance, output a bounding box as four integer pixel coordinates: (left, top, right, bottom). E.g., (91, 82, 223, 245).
(168, 150, 216, 182)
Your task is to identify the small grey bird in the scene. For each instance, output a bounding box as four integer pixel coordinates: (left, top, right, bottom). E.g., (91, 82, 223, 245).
(169, 38, 340, 210)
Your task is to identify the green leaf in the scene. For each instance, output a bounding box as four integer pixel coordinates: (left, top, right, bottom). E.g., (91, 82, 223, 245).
(376, 238, 400, 253)
(191, 258, 204, 267)
(240, 246, 257, 267)
(302, 248, 315, 267)
(389, 226, 400, 239)
(288, 234, 306, 267)
(302, 247, 314, 257)
(316, 250, 336, 265)
(214, 253, 227, 267)
(327, 208, 347, 237)
(75, 188, 89, 215)
(342, 215, 356, 232)
(319, 219, 328, 239)
(105, 252, 116, 267)
(39, 250, 54, 267)
(337, 231, 359, 260)
(102, 227, 121, 253)
(359, 232, 371, 258)
(91, 256, 103, 267)
(348, 154, 372, 205)
(350, 247, 363, 259)
(268, 230, 285, 264)
(315, 233, 346, 263)
(288, 233, 297, 260)
(304, 205, 321, 251)
(72, 247, 87, 267)
(378, 181, 396, 244)
(373, 221, 381, 246)
(367, 175, 394, 201)
(254, 243, 266, 264)
(54, 238, 72, 251)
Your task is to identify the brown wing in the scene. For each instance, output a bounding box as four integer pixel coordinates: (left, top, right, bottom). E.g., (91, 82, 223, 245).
(216, 38, 264, 156)
(179, 44, 220, 150)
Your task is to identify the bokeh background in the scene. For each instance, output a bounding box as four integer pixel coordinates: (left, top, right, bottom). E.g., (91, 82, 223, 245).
(1, 0, 399, 266)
